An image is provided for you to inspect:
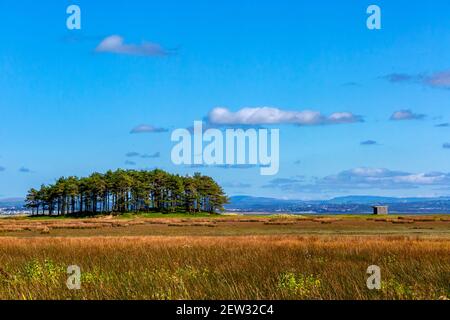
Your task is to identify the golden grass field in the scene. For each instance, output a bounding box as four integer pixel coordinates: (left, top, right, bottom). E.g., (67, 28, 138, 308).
(0, 214, 449, 300)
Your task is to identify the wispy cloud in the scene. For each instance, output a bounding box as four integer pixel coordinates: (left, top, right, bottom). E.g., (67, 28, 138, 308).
(436, 123, 449, 127)
(383, 73, 419, 83)
(18, 167, 32, 173)
(186, 164, 258, 169)
(130, 124, 168, 134)
(0, 166, 5, 172)
(216, 164, 259, 169)
(126, 152, 140, 157)
(96, 35, 172, 57)
(320, 168, 450, 189)
(390, 110, 426, 121)
(141, 152, 160, 159)
(383, 70, 450, 90)
(425, 70, 450, 89)
(443, 143, 450, 149)
(125, 160, 136, 166)
(222, 182, 252, 188)
(360, 140, 378, 146)
(263, 177, 304, 189)
(264, 167, 450, 192)
(126, 151, 160, 158)
(207, 107, 363, 126)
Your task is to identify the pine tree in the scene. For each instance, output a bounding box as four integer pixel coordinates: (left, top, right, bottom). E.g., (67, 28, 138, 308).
(25, 169, 229, 216)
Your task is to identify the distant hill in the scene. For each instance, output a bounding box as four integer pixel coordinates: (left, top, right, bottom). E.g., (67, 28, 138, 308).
(225, 195, 450, 214)
(0, 198, 25, 208)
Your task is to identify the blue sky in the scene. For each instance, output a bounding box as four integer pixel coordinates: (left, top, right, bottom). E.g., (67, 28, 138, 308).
(1, 0, 450, 199)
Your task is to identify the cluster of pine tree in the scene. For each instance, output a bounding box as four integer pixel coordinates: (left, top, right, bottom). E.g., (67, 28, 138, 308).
(25, 169, 228, 216)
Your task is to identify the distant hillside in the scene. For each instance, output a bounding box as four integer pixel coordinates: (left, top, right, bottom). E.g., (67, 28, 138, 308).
(225, 195, 450, 214)
(0, 198, 25, 208)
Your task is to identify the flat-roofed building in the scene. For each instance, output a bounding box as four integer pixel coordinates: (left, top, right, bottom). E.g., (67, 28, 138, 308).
(372, 206, 389, 215)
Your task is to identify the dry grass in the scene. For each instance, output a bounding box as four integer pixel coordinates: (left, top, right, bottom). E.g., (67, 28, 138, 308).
(0, 218, 137, 234)
(0, 215, 448, 300)
(0, 215, 449, 238)
(0, 235, 448, 300)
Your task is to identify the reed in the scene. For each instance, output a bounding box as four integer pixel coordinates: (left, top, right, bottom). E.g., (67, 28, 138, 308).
(0, 235, 448, 300)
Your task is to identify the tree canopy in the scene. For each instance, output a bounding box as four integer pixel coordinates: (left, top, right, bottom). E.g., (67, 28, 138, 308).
(25, 169, 228, 216)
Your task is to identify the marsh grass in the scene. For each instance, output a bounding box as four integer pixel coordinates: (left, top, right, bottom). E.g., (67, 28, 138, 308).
(0, 236, 448, 300)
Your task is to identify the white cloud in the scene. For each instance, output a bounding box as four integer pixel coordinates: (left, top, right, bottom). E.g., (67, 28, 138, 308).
(96, 35, 170, 57)
(207, 107, 363, 126)
(390, 109, 425, 121)
(392, 172, 447, 185)
(321, 168, 450, 188)
(424, 70, 450, 89)
(264, 167, 450, 192)
(384, 70, 450, 90)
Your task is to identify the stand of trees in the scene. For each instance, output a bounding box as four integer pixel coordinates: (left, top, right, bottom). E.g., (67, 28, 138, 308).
(25, 169, 228, 216)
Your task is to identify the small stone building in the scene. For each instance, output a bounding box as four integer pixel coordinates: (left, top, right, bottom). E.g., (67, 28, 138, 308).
(372, 206, 389, 215)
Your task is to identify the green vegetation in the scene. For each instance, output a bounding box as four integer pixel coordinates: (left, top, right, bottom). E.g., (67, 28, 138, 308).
(24, 169, 228, 216)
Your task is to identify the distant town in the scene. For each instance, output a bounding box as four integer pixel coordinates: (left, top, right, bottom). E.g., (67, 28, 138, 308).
(0, 208, 30, 215)
(0, 198, 30, 215)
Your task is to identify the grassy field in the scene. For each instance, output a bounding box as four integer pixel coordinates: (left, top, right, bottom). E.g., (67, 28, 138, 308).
(0, 214, 449, 237)
(0, 214, 449, 300)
